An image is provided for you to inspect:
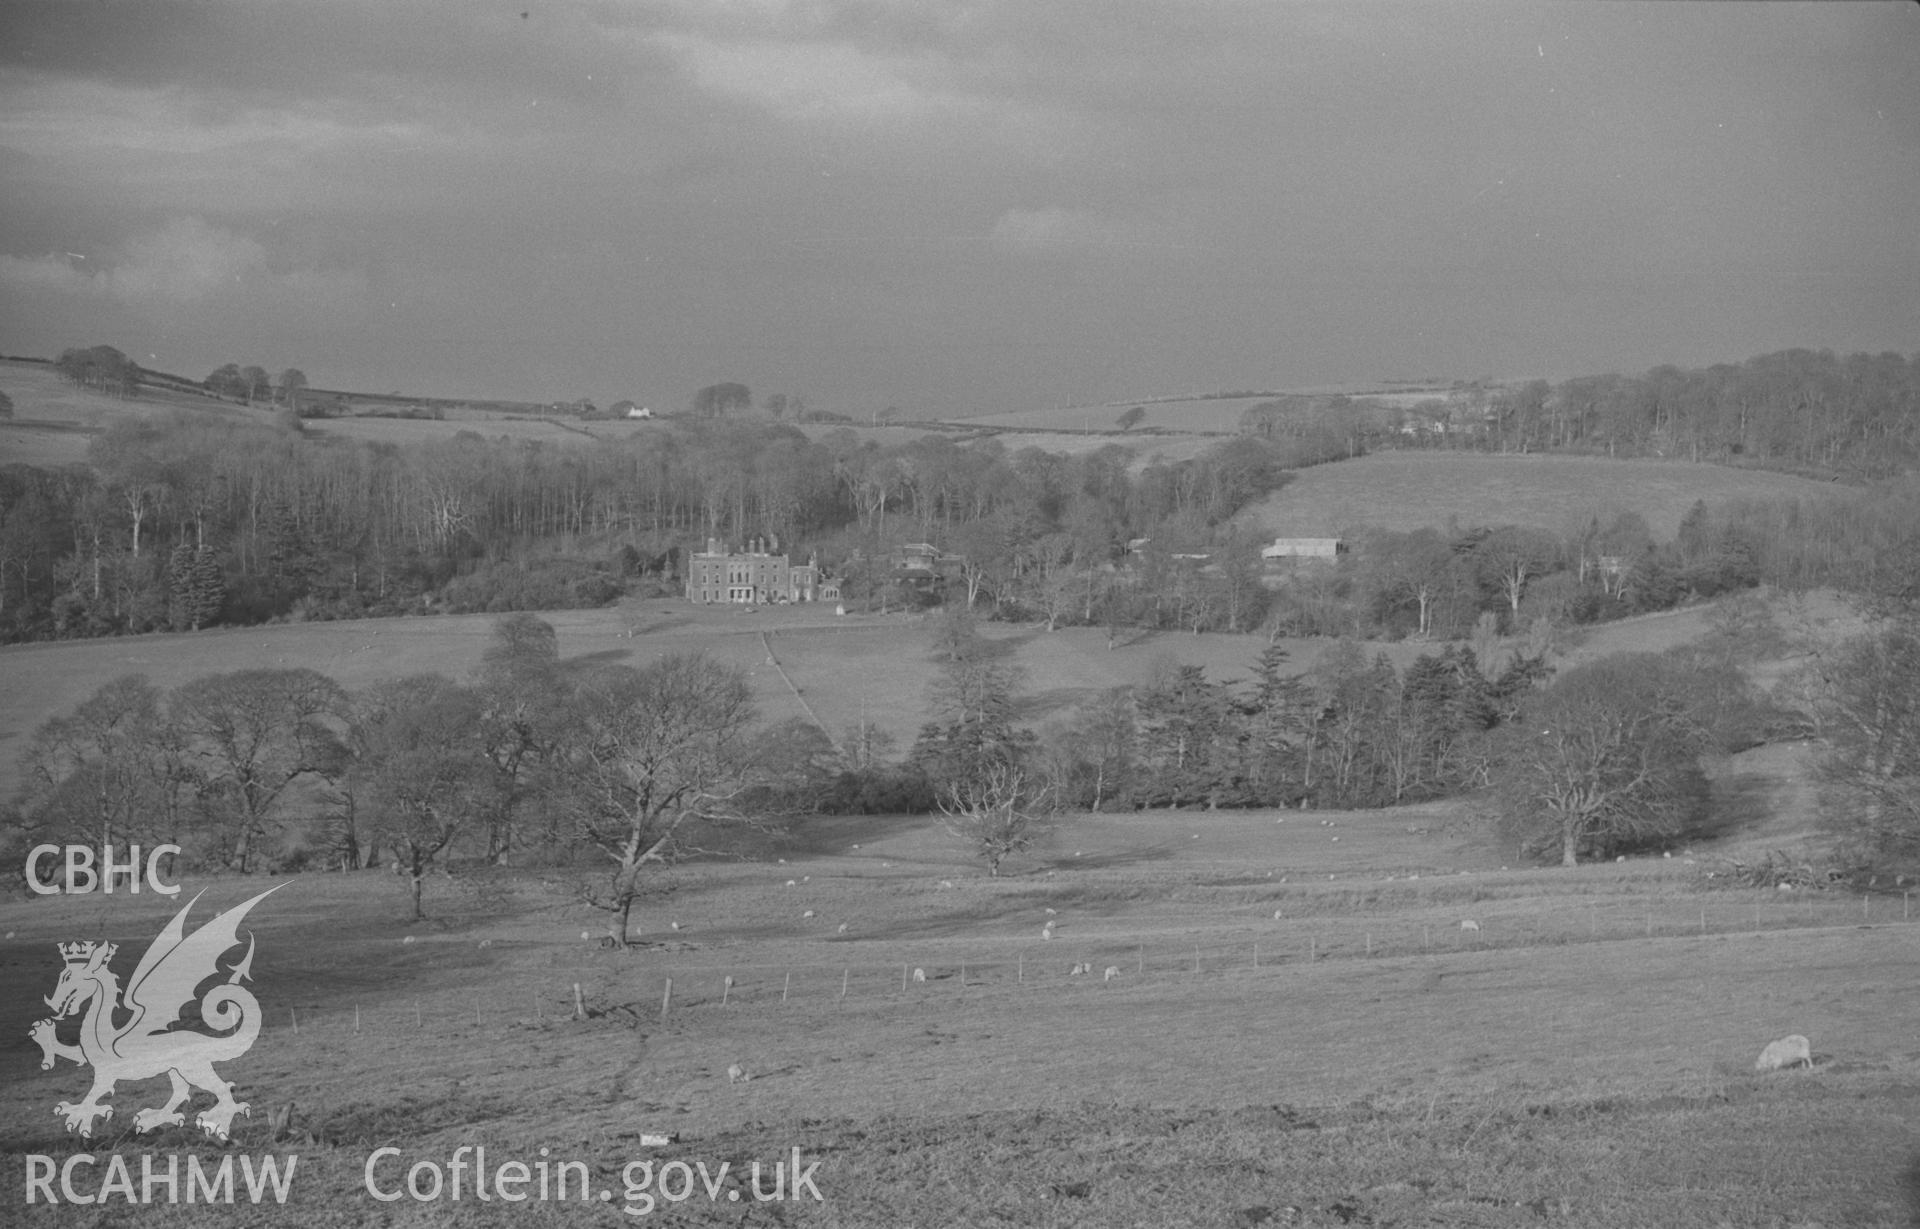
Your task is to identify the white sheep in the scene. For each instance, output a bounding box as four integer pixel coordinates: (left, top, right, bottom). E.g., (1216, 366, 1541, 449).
(1045, 908, 1057, 916)
(1070, 963, 1090, 976)
(1755, 1035, 1812, 1071)
(402, 936, 415, 945)
(1460, 919, 1481, 932)
(786, 879, 797, 887)
(727, 1063, 749, 1084)
(940, 880, 954, 889)
(837, 923, 849, 934)
(912, 968, 927, 983)
(802, 910, 815, 918)
(1103, 966, 1120, 982)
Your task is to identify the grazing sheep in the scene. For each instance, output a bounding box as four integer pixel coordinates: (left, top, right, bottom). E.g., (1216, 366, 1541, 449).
(402, 936, 415, 945)
(1045, 908, 1057, 916)
(786, 879, 796, 887)
(478, 939, 492, 949)
(940, 880, 953, 889)
(670, 921, 682, 930)
(1755, 1035, 1813, 1071)
(1273, 910, 1284, 920)
(802, 910, 815, 918)
(837, 923, 848, 934)
(727, 1064, 749, 1084)
(1070, 963, 1090, 976)
(912, 968, 927, 983)
(1460, 920, 1480, 932)
(1104, 966, 1120, 982)
(581, 931, 592, 941)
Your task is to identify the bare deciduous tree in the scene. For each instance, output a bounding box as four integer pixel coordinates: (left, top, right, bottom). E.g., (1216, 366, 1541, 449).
(560, 653, 758, 946)
(938, 762, 1054, 877)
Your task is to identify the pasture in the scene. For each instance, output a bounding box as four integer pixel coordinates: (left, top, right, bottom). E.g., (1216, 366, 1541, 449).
(4, 800, 1915, 1227)
(1243, 450, 1848, 540)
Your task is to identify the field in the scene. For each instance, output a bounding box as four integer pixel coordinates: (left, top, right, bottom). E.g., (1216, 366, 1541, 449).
(5, 790, 1916, 1227)
(1242, 450, 1848, 541)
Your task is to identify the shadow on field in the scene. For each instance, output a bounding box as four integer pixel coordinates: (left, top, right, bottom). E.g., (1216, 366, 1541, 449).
(1903, 1154, 1920, 1227)
(569, 647, 638, 667)
(778, 813, 938, 857)
(1702, 771, 1789, 843)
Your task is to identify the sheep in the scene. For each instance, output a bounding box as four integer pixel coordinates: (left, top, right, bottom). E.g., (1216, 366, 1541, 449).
(837, 922, 848, 934)
(1070, 963, 1090, 976)
(1044, 908, 1057, 916)
(786, 879, 797, 887)
(912, 968, 927, 983)
(1755, 1035, 1813, 1072)
(1459, 919, 1481, 932)
(727, 1063, 749, 1084)
(940, 880, 954, 889)
(402, 935, 415, 945)
(802, 910, 815, 918)
(1273, 910, 1284, 920)
(1103, 966, 1120, 982)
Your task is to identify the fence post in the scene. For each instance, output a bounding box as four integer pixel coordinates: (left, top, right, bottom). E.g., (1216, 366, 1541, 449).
(1018, 952, 1024, 983)
(659, 978, 672, 1022)
(291, 1007, 298, 1035)
(901, 964, 909, 993)
(1309, 937, 1315, 963)
(354, 1003, 361, 1033)
(721, 976, 733, 1007)
(573, 983, 585, 1022)
(840, 969, 849, 1000)
(783, 972, 791, 1004)
(415, 1000, 423, 1028)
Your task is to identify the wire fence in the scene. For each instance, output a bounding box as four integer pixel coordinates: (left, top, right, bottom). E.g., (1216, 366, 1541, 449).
(263, 889, 1914, 1035)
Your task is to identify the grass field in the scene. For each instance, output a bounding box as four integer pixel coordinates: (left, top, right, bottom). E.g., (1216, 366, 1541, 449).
(4, 795, 1913, 1227)
(1243, 450, 1847, 540)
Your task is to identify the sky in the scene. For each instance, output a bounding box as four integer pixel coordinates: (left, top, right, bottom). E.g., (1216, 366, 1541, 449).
(1, 1, 1916, 417)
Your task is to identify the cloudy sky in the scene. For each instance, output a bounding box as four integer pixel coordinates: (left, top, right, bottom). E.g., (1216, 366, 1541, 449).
(1, 2, 1915, 415)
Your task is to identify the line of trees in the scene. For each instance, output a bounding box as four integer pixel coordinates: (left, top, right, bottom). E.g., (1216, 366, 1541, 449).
(5, 616, 777, 935)
(0, 402, 1308, 642)
(1394, 349, 1920, 480)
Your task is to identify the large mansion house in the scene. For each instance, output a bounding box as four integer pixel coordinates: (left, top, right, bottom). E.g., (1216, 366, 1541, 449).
(685, 538, 840, 605)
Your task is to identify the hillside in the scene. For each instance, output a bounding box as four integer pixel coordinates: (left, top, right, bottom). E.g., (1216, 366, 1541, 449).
(1242, 450, 1849, 540)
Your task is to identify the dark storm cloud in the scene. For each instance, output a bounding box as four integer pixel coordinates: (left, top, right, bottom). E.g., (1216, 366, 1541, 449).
(0, 1, 1914, 410)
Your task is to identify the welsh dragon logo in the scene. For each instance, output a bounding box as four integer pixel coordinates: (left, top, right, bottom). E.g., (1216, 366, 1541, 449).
(30, 886, 281, 1142)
